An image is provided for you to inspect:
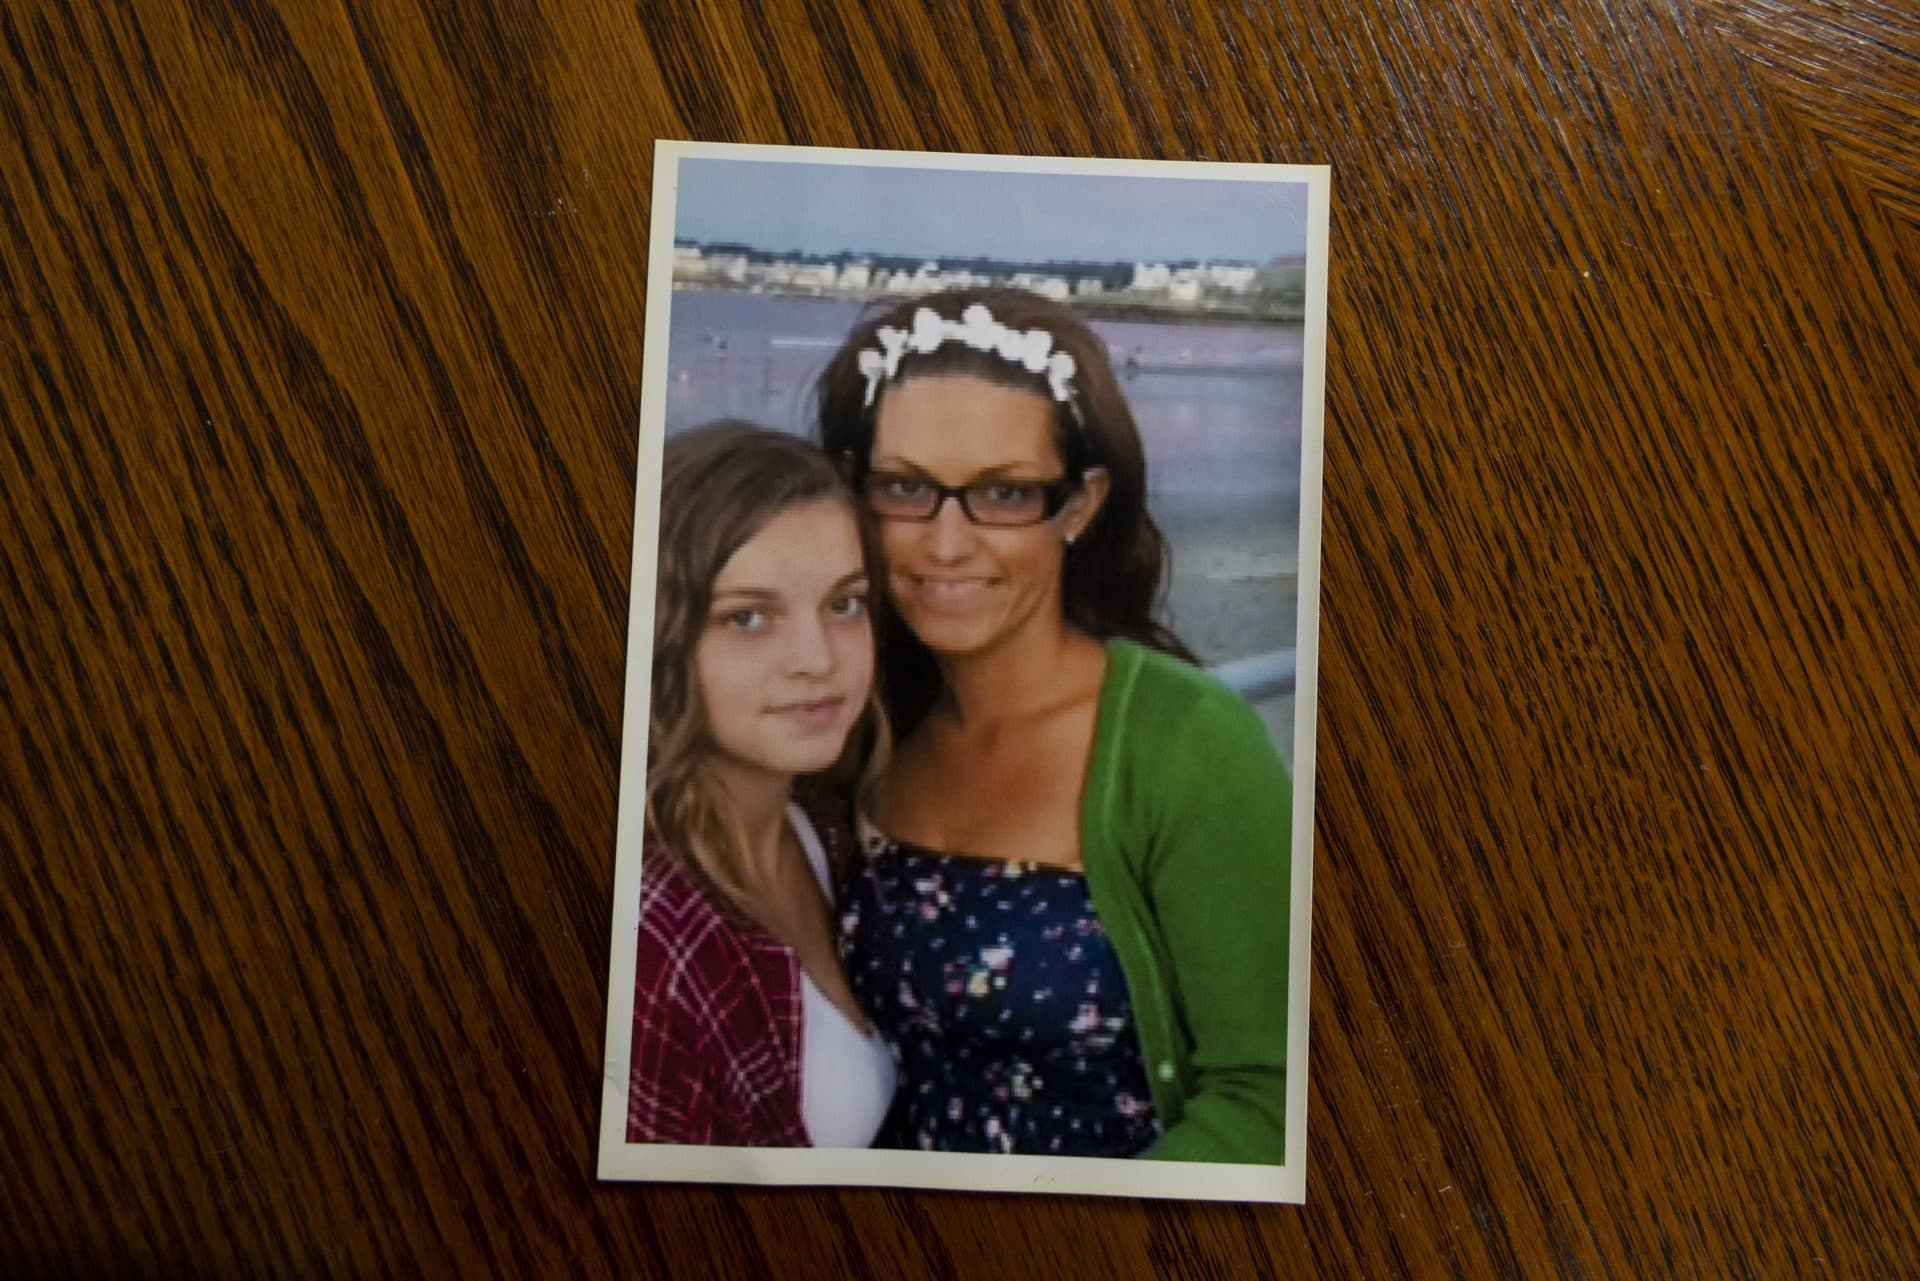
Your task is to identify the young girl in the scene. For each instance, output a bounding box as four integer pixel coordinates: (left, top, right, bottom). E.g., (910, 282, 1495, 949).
(626, 421, 895, 1147)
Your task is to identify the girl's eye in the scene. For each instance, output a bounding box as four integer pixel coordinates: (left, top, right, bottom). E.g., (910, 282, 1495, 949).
(829, 592, 870, 619)
(884, 477, 929, 499)
(717, 608, 769, 633)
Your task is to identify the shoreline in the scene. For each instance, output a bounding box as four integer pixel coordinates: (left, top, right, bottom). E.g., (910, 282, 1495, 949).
(670, 280, 1305, 326)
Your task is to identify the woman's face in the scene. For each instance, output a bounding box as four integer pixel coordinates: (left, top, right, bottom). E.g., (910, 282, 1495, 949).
(869, 374, 1104, 661)
(694, 498, 874, 784)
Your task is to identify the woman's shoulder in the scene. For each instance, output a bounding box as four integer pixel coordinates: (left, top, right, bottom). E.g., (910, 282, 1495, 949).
(1096, 638, 1287, 817)
(1105, 638, 1257, 731)
(1087, 641, 1291, 888)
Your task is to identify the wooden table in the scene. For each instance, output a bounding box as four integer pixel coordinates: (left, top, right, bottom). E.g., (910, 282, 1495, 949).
(5, 3, 1915, 1274)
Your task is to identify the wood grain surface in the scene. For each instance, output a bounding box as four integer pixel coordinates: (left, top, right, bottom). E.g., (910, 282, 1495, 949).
(4, 2, 1916, 1275)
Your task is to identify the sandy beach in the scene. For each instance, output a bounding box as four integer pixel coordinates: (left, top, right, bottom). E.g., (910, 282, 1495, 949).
(1154, 495, 1300, 769)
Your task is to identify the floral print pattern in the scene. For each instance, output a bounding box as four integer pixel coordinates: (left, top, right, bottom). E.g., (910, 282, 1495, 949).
(839, 837, 1161, 1157)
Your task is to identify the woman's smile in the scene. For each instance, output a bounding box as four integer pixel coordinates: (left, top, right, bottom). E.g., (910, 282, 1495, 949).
(901, 572, 1001, 612)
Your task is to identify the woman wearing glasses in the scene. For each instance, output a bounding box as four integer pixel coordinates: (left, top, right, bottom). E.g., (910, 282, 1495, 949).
(816, 288, 1293, 1162)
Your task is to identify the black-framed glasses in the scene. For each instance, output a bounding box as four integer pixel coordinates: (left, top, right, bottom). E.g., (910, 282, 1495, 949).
(861, 470, 1083, 527)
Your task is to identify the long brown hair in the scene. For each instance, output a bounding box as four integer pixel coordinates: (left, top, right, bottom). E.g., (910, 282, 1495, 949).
(644, 420, 888, 916)
(815, 286, 1194, 733)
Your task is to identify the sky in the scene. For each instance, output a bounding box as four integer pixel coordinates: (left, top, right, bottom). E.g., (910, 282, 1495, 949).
(671, 157, 1312, 264)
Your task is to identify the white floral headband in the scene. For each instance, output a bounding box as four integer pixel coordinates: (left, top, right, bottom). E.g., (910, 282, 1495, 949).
(857, 303, 1079, 412)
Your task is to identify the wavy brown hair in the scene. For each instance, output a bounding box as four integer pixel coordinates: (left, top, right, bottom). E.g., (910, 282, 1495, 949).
(644, 420, 888, 917)
(814, 286, 1195, 734)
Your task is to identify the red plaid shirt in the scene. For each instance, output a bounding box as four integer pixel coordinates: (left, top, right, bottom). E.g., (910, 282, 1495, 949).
(626, 792, 851, 1146)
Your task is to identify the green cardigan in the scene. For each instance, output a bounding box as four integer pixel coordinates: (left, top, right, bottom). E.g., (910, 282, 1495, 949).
(1081, 640, 1294, 1165)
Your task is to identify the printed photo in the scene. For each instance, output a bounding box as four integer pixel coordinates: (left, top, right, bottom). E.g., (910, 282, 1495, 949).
(599, 142, 1328, 1202)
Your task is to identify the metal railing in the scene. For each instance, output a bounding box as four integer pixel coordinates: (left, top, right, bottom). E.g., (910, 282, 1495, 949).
(1208, 649, 1296, 703)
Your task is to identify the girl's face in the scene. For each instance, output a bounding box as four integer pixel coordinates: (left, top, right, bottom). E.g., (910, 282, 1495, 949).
(693, 499, 874, 785)
(869, 374, 1106, 661)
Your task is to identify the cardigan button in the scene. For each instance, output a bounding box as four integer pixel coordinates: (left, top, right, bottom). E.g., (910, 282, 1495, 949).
(1156, 1061, 1176, 1082)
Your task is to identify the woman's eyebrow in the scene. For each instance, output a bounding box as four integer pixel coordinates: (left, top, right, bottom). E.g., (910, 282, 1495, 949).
(870, 458, 1054, 480)
(967, 464, 1054, 480)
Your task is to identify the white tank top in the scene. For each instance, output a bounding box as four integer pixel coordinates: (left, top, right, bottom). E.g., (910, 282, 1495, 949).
(790, 804, 896, 1148)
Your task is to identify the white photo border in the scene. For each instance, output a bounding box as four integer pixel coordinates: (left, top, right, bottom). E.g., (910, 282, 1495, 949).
(598, 139, 1330, 1203)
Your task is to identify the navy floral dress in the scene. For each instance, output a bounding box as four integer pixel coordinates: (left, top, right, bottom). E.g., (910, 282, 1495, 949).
(838, 833, 1161, 1157)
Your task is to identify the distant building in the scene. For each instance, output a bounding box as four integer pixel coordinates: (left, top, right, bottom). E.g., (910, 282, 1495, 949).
(1133, 262, 1172, 291)
(1010, 272, 1071, 301)
(791, 263, 837, 291)
(1205, 263, 1258, 292)
(910, 262, 943, 293)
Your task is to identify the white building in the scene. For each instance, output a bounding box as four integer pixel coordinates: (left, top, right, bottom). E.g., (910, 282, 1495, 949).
(1009, 272, 1071, 301)
(1133, 262, 1172, 291)
(1037, 277, 1072, 302)
(1204, 263, 1258, 292)
(910, 262, 944, 293)
(790, 263, 838, 291)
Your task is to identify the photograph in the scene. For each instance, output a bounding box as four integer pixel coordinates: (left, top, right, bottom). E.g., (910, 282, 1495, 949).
(599, 141, 1329, 1202)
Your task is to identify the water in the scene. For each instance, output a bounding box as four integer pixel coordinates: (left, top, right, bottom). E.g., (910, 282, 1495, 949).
(659, 290, 1306, 763)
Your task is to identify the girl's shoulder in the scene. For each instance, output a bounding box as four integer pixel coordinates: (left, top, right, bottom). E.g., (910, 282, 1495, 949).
(638, 842, 715, 923)
(636, 844, 767, 989)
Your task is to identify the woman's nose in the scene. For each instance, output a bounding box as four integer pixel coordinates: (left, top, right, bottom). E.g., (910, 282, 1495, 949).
(924, 492, 978, 560)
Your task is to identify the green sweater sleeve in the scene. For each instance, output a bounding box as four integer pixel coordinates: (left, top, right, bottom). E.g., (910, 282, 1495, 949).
(1133, 662, 1294, 1164)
